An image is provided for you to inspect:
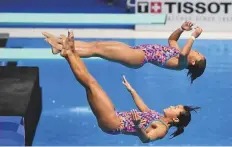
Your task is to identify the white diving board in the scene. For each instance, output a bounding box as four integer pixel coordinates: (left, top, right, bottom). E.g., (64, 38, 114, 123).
(0, 48, 101, 60)
(0, 13, 166, 25)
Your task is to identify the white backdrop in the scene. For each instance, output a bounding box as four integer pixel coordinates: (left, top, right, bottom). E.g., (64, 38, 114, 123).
(132, 0, 232, 32)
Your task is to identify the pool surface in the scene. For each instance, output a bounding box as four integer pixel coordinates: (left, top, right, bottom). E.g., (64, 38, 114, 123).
(2, 38, 232, 145)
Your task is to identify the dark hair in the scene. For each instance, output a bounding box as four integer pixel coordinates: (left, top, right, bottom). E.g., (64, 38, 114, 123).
(187, 59, 206, 83)
(170, 106, 201, 139)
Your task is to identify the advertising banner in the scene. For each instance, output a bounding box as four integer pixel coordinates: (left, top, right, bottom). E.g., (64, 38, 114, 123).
(133, 0, 232, 32)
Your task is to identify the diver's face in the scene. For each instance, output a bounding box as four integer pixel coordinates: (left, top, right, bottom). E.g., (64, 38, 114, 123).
(188, 50, 205, 65)
(163, 105, 185, 119)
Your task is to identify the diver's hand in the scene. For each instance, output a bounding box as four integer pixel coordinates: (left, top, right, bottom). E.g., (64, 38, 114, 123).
(131, 109, 141, 126)
(122, 75, 134, 92)
(181, 21, 194, 31)
(191, 26, 203, 38)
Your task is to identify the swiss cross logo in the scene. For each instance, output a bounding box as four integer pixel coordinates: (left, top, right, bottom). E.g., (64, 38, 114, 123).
(151, 2, 162, 13)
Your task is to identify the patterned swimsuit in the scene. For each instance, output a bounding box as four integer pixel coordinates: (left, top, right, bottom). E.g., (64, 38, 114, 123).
(106, 110, 167, 134)
(131, 44, 180, 67)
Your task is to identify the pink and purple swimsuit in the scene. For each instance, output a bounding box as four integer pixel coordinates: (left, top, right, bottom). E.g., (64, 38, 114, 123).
(106, 110, 168, 135)
(131, 44, 180, 67)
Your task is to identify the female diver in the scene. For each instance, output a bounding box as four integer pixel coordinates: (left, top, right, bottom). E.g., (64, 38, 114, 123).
(43, 21, 206, 83)
(56, 30, 200, 143)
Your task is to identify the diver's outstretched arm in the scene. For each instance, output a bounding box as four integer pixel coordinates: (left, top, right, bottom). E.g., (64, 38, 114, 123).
(122, 76, 150, 112)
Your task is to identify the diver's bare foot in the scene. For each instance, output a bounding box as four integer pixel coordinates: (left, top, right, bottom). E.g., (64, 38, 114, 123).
(43, 32, 62, 54)
(52, 48, 60, 54)
(60, 49, 73, 57)
(44, 38, 61, 54)
(60, 30, 75, 57)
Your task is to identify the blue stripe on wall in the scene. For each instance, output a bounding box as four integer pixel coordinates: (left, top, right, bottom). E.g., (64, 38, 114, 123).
(0, 0, 133, 13)
(0, 24, 134, 29)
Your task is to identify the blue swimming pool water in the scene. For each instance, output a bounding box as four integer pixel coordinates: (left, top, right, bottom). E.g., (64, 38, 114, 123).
(3, 38, 232, 145)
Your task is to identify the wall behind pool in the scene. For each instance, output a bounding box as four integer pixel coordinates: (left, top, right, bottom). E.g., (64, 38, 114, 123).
(0, 0, 135, 13)
(0, 0, 137, 29)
